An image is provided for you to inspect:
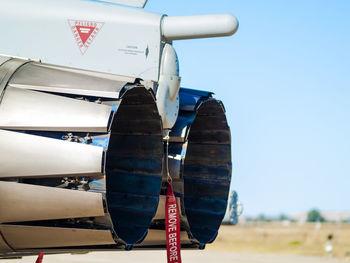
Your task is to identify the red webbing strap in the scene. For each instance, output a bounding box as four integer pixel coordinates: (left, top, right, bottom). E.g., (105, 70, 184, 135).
(165, 180, 182, 263)
(35, 252, 44, 263)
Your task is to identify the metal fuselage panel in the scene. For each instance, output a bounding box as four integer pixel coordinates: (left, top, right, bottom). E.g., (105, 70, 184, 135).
(0, 0, 163, 81)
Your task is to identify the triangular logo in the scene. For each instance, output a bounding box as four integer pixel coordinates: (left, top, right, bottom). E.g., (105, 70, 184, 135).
(68, 20, 104, 55)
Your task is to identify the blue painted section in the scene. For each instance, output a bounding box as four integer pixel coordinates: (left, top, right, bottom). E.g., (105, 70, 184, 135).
(169, 113, 195, 138)
(178, 91, 200, 111)
(91, 136, 110, 150)
(89, 179, 105, 190)
(180, 87, 214, 98)
(179, 87, 213, 111)
(109, 104, 119, 112)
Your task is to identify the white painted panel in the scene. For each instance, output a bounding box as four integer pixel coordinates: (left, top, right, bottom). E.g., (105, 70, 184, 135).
(162, 14, 239, 40)
(0, 130, 103, 178)
(0, 0, 162, 81)
(99, 0, 148, 8)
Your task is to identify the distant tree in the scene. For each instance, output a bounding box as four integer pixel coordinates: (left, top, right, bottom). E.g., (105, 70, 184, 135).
(306, 209, 325, 222)
(245, 217, 254, 222)
(256, 214, 271, 222)
(278, 213, 289, 221)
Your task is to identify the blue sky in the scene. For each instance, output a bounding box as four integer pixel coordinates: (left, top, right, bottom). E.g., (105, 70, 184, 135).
(145, 1, 350, 216)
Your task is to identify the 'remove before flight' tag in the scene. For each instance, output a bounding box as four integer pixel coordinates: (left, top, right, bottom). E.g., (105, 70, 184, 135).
(165, 179, 182, 263)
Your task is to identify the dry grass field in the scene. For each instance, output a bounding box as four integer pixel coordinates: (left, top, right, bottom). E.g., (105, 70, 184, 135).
(1, 223, 349, 263)
(207, 223, 350, 259)
(1, 223, 349, 262)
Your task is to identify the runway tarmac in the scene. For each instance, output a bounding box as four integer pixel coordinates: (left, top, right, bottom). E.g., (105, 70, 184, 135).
(1, 251, 346, 263)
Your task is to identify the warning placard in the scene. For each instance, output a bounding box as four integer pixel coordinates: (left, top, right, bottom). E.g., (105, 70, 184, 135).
(68, 20, 104, 54)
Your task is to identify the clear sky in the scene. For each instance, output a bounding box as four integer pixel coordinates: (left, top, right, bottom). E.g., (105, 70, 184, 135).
(145, 1, 350, 216)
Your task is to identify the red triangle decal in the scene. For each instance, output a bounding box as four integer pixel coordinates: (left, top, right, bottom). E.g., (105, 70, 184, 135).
(76, 25, 96, 45)
(68, 20, 104, 55)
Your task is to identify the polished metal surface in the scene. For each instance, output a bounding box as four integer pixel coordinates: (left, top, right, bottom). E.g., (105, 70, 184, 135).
(0, 129, 104, 178)
(9, 63, 134, 98)
(152, 196, 183, 220)
(0, 66, 164, 254)
(0, 234, 12, 253)
(0, 225, 116, 249)
(135, 230, 191, 247)
(0, 58, 231, 257)
(0, 181, 105, 223)
(0, 86, 112, 132)
(0, 56, 11, 67)
(0, 58, 28, 101)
